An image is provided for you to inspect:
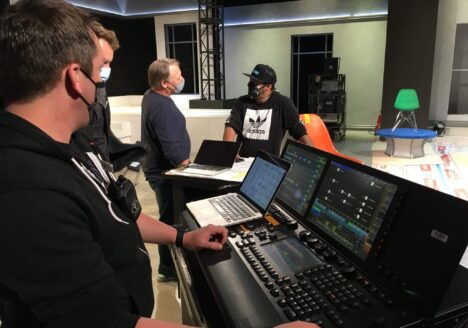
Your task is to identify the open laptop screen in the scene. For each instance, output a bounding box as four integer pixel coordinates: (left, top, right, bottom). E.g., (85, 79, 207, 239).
(194, 140, 241, 167)
(239, 151, 290, 213)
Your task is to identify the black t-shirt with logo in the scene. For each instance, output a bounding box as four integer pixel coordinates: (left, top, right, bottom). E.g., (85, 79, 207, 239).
(225, 92, 306, 157)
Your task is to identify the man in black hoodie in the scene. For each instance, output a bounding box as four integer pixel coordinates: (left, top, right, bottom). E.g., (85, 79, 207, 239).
(0, 1, 231, 327)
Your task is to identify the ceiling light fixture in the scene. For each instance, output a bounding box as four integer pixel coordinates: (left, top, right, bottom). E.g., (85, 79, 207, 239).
(224, 11, 387, 27)
(68, 1, 199, 16)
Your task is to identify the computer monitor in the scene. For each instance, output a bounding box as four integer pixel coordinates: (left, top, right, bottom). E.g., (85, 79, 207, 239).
(307, 161, 397, 260)
(321, 80, 339, 92)
(276, 140, 328, 218)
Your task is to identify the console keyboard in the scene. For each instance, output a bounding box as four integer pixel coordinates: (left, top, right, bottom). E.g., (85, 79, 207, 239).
(231, 219, 397, 328)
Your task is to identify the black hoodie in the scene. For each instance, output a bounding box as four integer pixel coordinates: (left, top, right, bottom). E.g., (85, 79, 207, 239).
(0, 110, 153, 328)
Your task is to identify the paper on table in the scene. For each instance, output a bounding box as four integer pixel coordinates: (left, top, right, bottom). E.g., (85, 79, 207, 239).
(165, 157, 254, 182)
(461, 247, 468, 269)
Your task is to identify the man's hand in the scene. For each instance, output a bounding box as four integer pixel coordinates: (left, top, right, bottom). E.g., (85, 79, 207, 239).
(183, 224, 228, 251)
(176, 159, 190, 168)
(275, 321, 320, 328)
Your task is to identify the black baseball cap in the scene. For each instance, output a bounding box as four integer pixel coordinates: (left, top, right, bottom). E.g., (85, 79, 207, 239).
(243, 64, 277, 85)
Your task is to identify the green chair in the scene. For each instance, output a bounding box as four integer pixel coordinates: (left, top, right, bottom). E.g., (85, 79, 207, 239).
(392, 89, 419, 131)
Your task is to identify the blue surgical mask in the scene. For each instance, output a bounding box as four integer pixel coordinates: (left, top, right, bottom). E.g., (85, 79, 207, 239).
(100, 67, 111, 82)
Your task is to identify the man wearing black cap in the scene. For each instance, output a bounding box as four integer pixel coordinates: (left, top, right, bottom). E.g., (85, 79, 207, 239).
(223, 64, 312, 157)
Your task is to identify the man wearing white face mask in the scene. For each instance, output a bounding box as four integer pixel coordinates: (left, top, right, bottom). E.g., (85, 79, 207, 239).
(75, 21, 118, 161)
(141, 58, 190, 282)
(75, 21, 146, 170)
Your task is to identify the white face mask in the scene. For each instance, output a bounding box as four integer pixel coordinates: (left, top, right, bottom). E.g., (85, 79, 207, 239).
(168, 77, 185, 94)
(100, 67, 111, 82)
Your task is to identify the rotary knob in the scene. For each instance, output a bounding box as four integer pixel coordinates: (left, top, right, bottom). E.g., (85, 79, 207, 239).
(306, 236, 319, 247)
(341, 265, 356, 278)
(322, 249, 337, 261)
(286, 219, 298, 230)
(299, 230, 312, 241)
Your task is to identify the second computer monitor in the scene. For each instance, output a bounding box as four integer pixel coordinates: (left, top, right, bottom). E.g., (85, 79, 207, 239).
(276, 140, 328, 218)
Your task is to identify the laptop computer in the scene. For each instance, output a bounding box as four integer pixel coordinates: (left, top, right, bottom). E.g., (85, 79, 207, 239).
(186, 150, 291, 227)
(179, 140, 242, 176)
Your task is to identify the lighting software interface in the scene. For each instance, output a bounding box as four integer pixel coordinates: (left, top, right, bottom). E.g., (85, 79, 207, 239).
(308, 161, 397, 260)
(240, 157, 288, 211)
(276, 144, 327, 216)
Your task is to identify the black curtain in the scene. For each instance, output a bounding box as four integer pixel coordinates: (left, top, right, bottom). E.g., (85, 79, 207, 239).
(1, 0, 9, 14)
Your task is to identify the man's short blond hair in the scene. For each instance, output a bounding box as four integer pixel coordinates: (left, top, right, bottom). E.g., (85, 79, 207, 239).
(91, 21, 120, 51)
(148, 58, 180, 89)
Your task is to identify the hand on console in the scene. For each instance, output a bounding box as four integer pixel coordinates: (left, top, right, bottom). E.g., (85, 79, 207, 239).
(183, 224, 228, 251)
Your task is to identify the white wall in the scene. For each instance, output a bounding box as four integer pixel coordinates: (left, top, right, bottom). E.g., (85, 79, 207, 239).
(224, 20, 387, 128)
(153, 11, 199, 60)
(430, 0, 468, 122)
(109, 95, 229, 159)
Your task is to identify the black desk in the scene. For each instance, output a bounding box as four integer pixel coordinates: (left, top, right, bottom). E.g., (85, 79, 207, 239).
(176, 211, 468, 328)
(163, 174, 240, 325)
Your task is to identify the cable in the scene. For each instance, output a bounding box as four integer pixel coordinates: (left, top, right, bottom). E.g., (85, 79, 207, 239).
(71, 158, 129, 225)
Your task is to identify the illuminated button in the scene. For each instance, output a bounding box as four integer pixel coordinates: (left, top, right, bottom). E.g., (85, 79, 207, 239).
(259, 274, 269, 282)
(283, 308, 297, 321)
(265, 281, 274, 289)
(277, 299, 287, 308)
(270, 288, 280, 297)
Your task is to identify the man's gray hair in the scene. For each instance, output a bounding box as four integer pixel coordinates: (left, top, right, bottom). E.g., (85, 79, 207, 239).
(148, 58, 180, 89)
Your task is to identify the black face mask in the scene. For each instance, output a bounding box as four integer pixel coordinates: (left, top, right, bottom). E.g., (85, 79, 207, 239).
(248, 81, 265, 99)
(79, 68, 106, 125)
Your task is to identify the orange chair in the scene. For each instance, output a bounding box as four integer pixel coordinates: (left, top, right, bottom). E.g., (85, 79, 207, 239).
(300, 113, 363, 164)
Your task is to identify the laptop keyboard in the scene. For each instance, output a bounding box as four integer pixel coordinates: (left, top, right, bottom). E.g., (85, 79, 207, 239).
(209, 195, 256, 222)
(190, 164, 224, 171)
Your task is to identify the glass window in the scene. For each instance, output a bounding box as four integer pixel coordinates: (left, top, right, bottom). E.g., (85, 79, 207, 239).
(449, 24, 468, 115)
(164, 23, 199, 94)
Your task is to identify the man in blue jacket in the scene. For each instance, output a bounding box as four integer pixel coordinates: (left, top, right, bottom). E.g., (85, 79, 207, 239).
(141, 58, 190, 282)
